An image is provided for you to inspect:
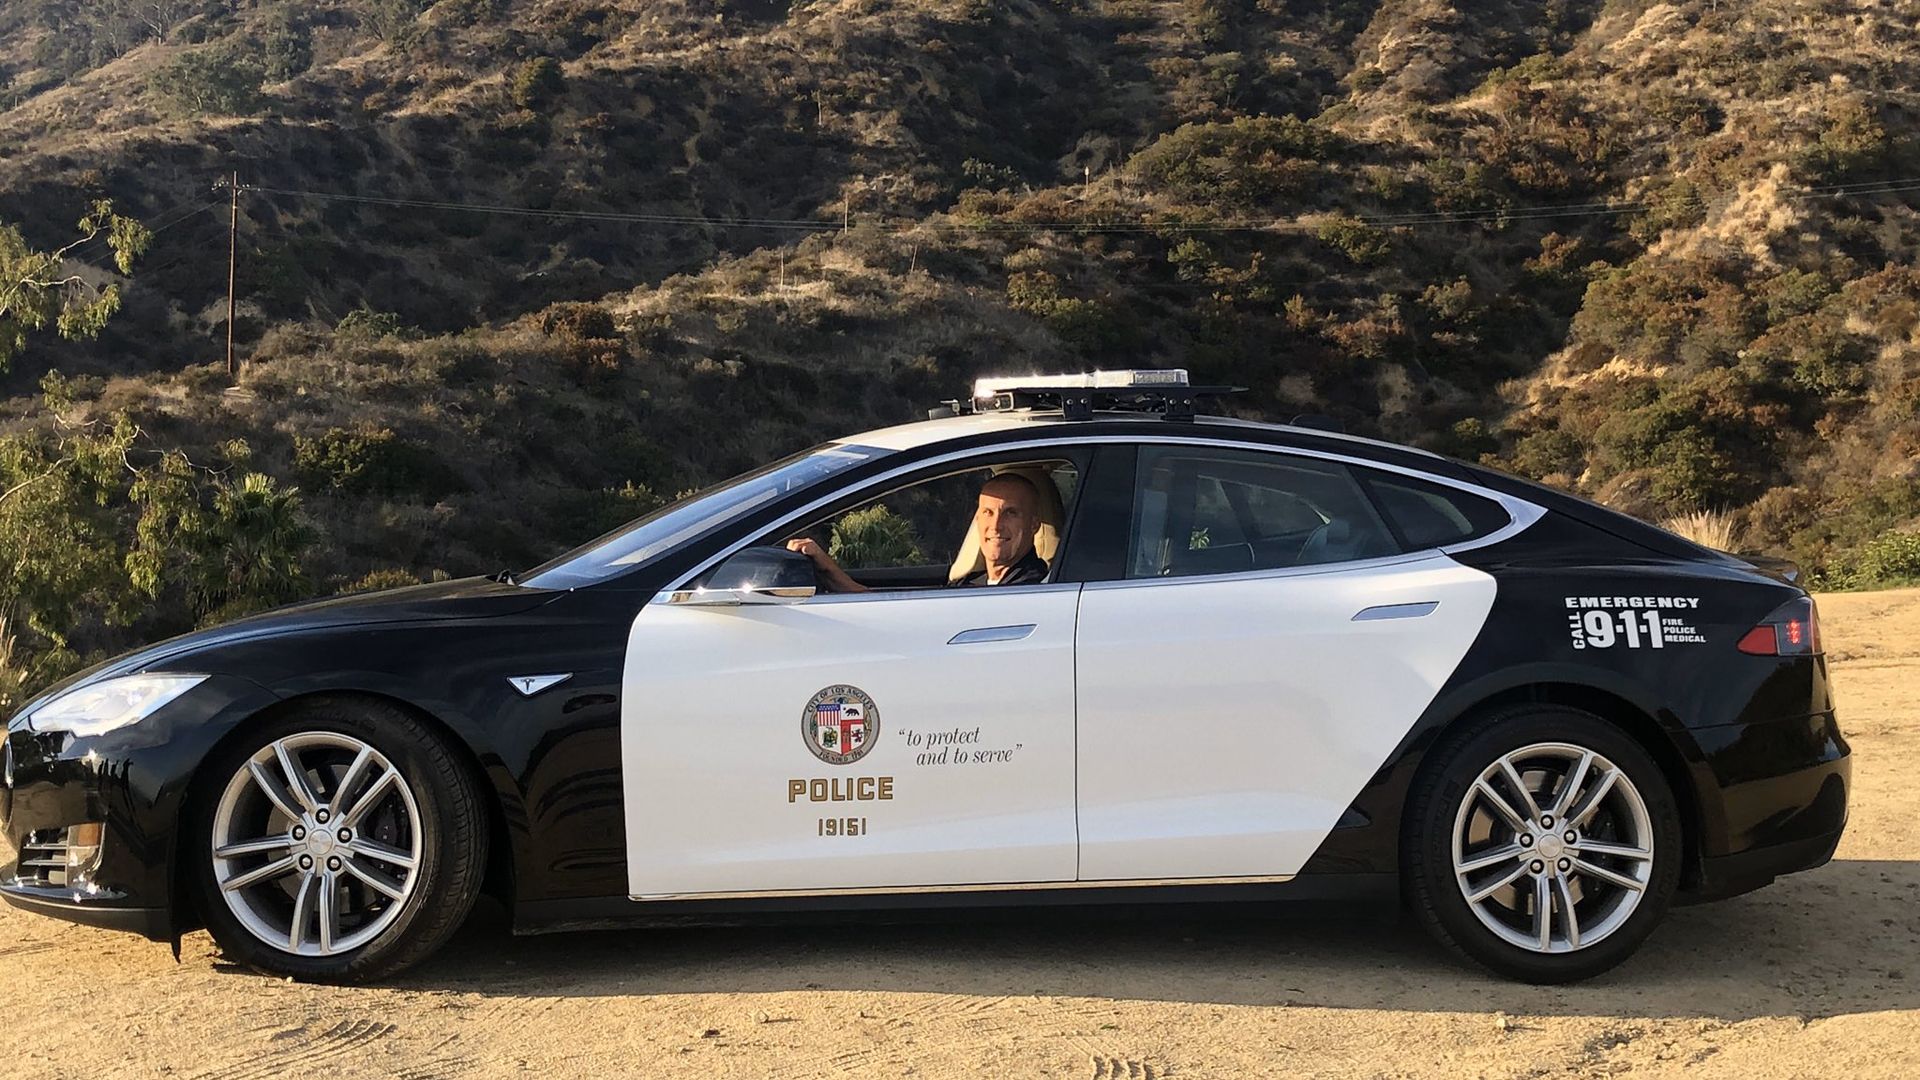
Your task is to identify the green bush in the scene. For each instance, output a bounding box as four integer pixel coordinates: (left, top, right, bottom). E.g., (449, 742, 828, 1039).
(258, 10, 313, 82)
(148, 46, 266, 116)
(335, 307, 415, 340)
(1803, 97, 1888, 182)
(1817, 533, 1920, 591)
(344, 568, 423, 594)
(1439, 418, 1499, 461)
(510, 56, 566, 111)
(439, 0, 510, 22)
(293, 426, 462, 498)
(1005, 271, 1137, 352)
(830, 505, 923, 569)
(1128, 116, 1341, 206)
(1746, 315, 1872, 397)
(358, 0, 429, 45)
(961, 158, 1020, 190)
(548, 482, 664, 541)
(1316, 215, 1391, 266)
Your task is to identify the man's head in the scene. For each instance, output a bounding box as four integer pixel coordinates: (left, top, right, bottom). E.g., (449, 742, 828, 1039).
(975, 473, 1041, 571)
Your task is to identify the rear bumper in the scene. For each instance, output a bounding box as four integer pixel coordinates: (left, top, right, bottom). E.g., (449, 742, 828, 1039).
(1682, 822, 1846, 904)
(1681, 709, 1849, 902)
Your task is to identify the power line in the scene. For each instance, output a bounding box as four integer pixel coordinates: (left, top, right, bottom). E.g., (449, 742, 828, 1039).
(51, 197, 222, 262)
(149, 200, 224, 236)
(238, 174, 1920, 236)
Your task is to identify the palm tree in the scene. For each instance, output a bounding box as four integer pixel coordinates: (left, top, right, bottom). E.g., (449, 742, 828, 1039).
(194, 473, 315, 623)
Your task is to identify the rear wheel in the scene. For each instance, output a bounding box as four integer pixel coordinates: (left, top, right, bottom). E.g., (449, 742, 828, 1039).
(1403, 705, 1683, 983)
(190, 698, 487, 982)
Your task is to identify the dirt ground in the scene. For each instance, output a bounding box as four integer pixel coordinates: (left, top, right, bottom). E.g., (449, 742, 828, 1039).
(1, 588, 1915, 1079)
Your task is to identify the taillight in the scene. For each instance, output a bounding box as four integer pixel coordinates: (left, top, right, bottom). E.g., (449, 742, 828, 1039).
(1736, 596, 1822, 656)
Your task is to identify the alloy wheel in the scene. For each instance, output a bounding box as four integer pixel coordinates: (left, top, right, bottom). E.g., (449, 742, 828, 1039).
(1449, 741, 1655, 954)
(209, 732, 423, 957)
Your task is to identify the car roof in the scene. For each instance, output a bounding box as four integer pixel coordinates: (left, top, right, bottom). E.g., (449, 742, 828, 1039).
(842, 411, 1444, 459)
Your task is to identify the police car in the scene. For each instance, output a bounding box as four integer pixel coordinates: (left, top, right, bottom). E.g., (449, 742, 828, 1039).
(1, 371, 1849, 984)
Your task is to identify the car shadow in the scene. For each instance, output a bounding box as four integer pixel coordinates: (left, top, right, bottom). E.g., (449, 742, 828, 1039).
(396, 859, 1917, 1022)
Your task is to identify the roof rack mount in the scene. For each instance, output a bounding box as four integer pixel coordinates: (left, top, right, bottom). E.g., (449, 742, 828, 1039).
(940, 369, 1243, 422)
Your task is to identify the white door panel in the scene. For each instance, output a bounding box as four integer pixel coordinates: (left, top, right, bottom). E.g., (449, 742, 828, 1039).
(1074, 554, 1495, 881)
(622, 587, 1080, 897)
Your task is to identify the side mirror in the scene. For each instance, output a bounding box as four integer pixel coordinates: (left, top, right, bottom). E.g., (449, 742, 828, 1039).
(667, 546, 818, 606)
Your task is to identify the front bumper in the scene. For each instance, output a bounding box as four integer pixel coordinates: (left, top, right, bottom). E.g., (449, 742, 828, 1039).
(0, 883, 173, 938)
(1, 675, 281, 940)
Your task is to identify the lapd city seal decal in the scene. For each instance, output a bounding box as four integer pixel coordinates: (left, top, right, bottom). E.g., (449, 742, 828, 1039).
(803, 684, 879, 765)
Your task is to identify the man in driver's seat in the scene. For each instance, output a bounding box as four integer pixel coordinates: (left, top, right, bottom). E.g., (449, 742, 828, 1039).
(787, 474, 1050, 593)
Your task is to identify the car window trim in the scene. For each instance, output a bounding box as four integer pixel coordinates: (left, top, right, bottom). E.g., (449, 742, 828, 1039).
(1129, 445, 1405, 579)
(666, 449, 1092, 604)
(654, 435, 1544, 603)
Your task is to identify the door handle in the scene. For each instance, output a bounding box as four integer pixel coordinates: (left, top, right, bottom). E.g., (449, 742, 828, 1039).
(1352, 602, 1439, 622)
(948, 624, 1037, 645)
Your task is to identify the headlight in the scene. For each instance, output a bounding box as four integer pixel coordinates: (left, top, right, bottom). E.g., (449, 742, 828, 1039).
(26, 674, 209, 737)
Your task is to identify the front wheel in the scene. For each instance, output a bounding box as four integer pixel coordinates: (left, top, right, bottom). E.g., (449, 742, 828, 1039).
(190, 698, 488, 982)
(1403, 705, 1683, 983)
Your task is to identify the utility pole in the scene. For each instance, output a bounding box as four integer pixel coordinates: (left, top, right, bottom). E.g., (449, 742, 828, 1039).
(225, 171, 239, 380)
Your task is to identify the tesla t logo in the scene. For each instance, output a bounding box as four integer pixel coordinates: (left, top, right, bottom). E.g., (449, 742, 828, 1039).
(509, 674, 573, 696)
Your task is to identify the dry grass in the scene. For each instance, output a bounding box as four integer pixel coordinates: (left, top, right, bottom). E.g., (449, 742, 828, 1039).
(1663, 509, 1740, 551)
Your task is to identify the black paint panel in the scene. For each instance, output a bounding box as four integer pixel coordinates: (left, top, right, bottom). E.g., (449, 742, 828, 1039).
(1300, 506, 1846, 892)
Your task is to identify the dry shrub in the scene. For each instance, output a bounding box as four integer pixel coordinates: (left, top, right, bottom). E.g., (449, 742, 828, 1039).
(537, 302, 627, 383)
(1663, 509, 1740, 551)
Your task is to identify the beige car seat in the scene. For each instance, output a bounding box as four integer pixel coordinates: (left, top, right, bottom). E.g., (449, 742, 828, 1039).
(946, 465, 1067, 584)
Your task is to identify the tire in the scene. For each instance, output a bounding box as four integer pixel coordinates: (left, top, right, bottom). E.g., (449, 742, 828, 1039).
(1402, 704, 1683, 983)
(189, 697, 488, 982)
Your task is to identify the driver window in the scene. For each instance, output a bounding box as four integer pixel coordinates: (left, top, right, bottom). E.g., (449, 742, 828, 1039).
(781, 460, 1078, 590)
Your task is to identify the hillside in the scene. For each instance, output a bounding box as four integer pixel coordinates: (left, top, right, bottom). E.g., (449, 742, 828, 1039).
(2, 0, 1918, 705)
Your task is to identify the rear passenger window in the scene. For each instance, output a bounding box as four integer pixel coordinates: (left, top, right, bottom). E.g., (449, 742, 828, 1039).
(1360, 471, 1510, 550)
(1128, 446, 1400, 578)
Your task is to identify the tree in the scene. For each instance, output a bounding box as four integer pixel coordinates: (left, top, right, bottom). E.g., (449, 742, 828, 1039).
(147, 46, 267, 115)
(0, 412, 143, 706)
(1, 412, 319, 708)
(0, 201, 151, 373)
(191, 473, 316, 623)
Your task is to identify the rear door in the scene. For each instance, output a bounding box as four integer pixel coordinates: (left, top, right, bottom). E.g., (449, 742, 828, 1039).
(1073, 443, 1503, 881)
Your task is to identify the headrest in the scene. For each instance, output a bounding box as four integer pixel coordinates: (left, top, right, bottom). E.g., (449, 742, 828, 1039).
(947, 465, 1066, 583)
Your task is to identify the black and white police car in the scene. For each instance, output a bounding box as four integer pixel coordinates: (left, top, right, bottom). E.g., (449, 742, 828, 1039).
(2, 371, 1848, 983)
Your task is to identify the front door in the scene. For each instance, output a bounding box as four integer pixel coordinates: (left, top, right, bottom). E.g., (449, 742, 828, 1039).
(620, 585, 1081, 897)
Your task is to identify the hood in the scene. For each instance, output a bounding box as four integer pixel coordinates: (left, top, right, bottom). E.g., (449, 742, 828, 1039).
(10, 577, 561, 722)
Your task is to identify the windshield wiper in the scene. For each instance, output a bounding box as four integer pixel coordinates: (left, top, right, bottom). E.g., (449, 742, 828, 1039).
(489, 569, 521, 586)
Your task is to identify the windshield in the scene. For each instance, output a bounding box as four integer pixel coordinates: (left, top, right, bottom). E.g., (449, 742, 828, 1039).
(520, 443, 889, 589)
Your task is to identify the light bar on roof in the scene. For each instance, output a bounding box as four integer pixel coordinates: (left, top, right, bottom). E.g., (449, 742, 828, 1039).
(973, 369, 1189, 399)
